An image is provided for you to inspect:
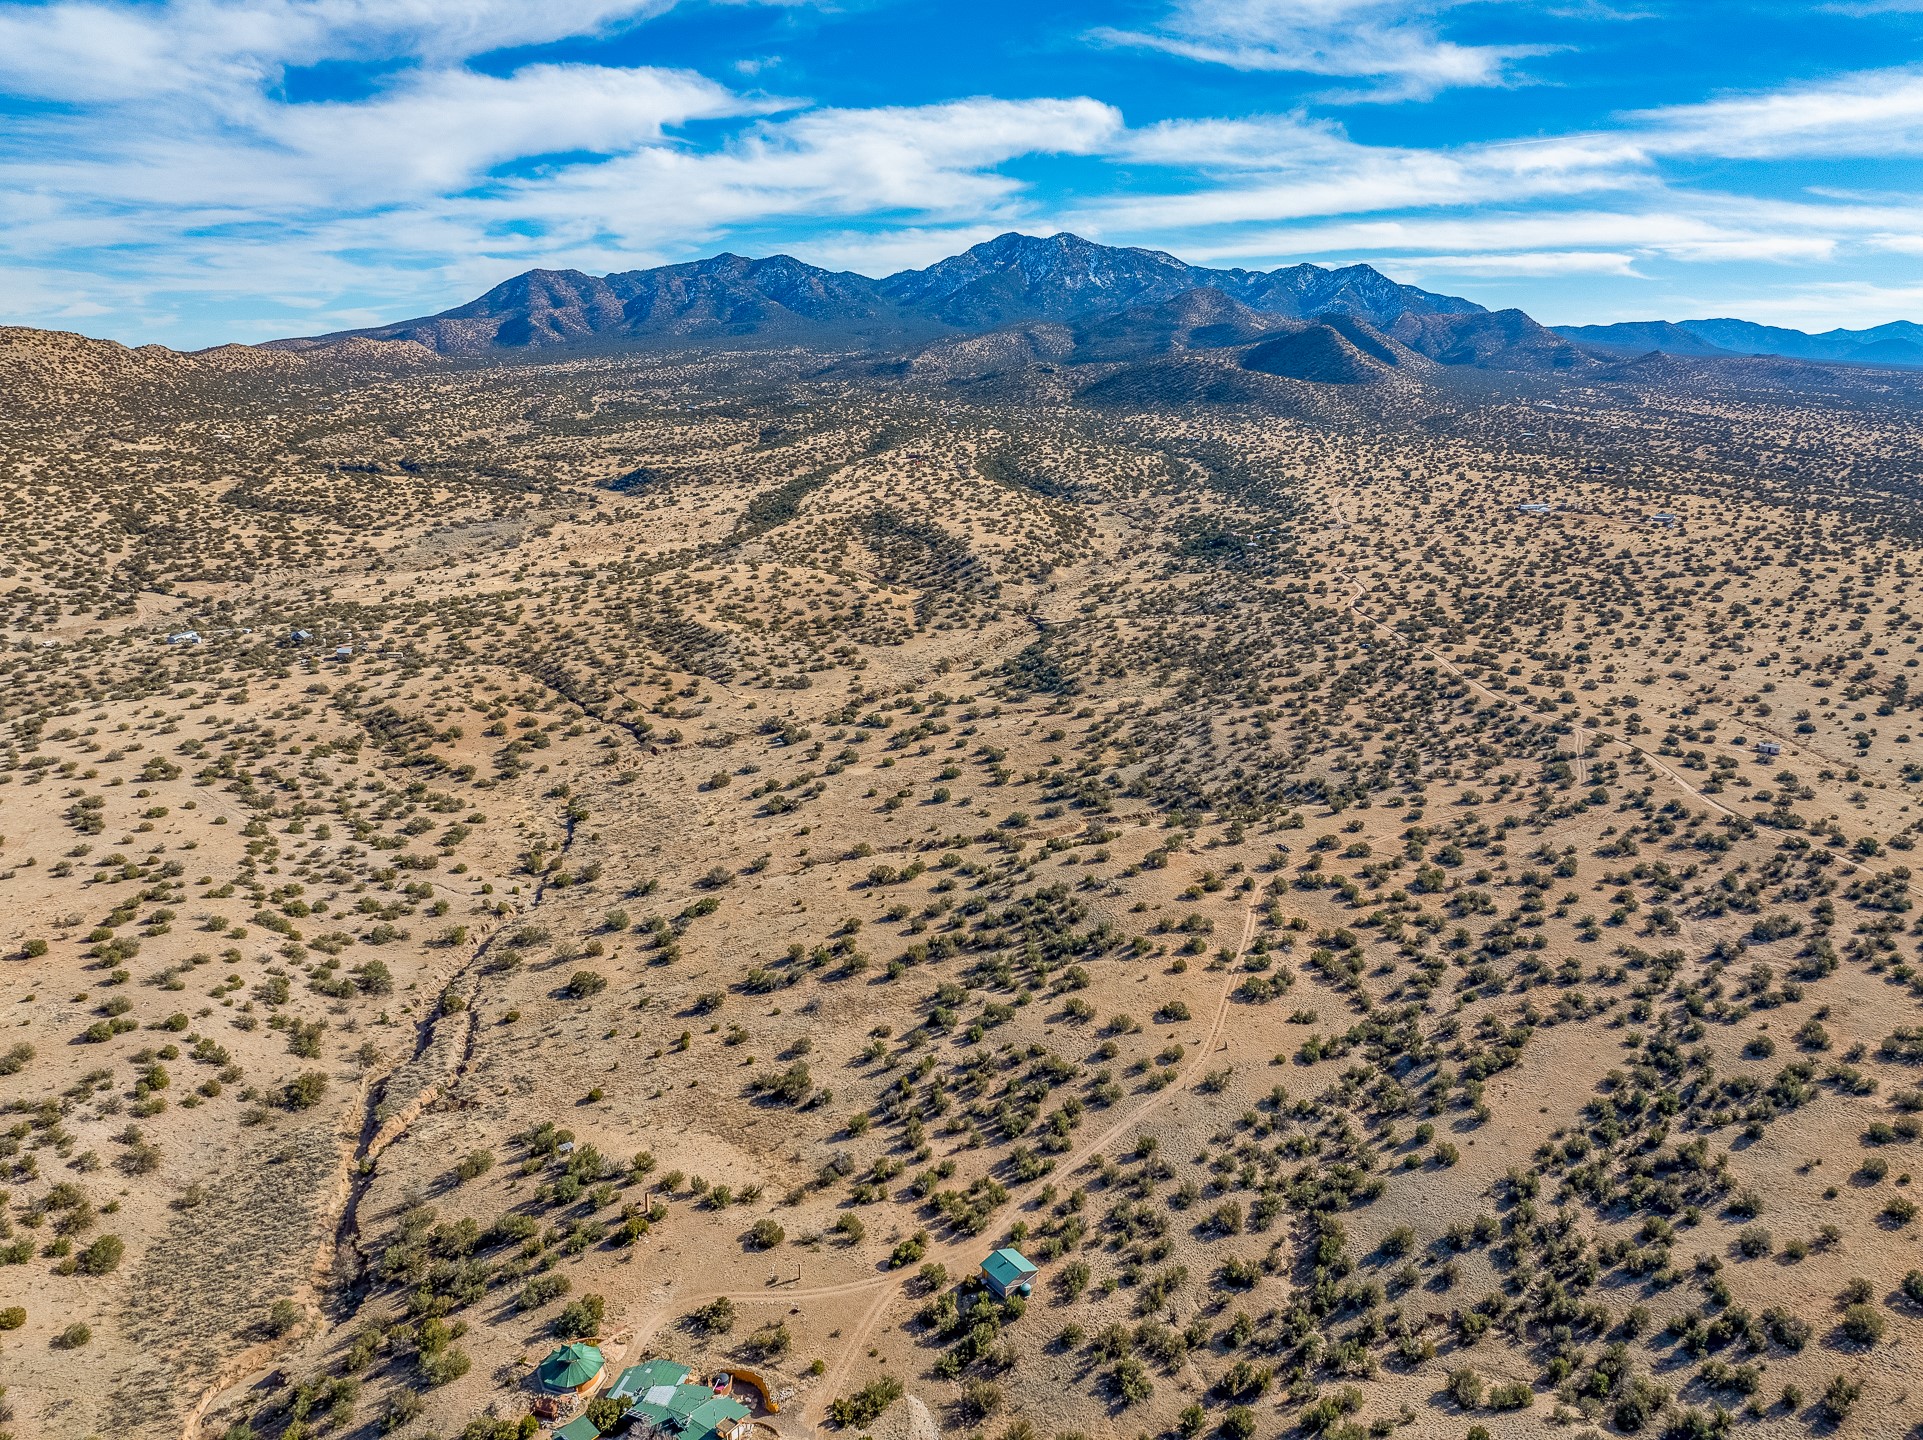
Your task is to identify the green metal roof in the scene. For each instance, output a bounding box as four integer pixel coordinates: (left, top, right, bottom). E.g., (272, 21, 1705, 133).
(612, 1360, 693, 1402)
(683, 1395, 752, 1440)
(628, 1381, 719, 1429)
(556, 1418, 601, 1440)
(628, 1399, 677, 1428)
(980, 1247, 1037, 1289)
(536, 1342, 605, 1390)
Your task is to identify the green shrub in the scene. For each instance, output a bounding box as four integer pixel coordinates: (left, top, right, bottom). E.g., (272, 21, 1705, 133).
(553, 1293, 605, 1339)
(518, 1273, 571, 1310)
(586, 1399, 626, 1430)
(827, 1375, 904, 1427)
(1841, 1303, 1887, 1346)
(1821, 1374, 1861, 1421)
(1445, 1368, 1483, 1408)
(265, 1298, 301, 1337)
(419, 1346, 470, 1386)
(76, 1235, 124, 1275)
(280, 1071, 328, 1109)
(1488, 1381, 1534, 1410)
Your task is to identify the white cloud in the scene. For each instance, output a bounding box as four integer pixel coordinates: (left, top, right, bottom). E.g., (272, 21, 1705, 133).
(1386, 249, 1641, 276)
(779, 226, 1022, 276)
(1705, 278, 1923, 329)
(1094, 0, 1549, 100)
(1, 64, 762, 216)
(1085, 121, 1652, 231)
(1168, 204, 1858, 272)
(463, 97, 1124, 246)
(265, 65, 760, 201)
(1633, 65, 1923, 158)
(0, 0, 686, 101)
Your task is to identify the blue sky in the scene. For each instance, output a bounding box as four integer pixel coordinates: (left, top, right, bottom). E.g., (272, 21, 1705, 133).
(7, 0, 1923, 347)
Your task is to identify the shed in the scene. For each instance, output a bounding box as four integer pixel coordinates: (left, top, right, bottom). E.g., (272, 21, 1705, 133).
(980, 1247, 1037, 1299)
(1517, 502, 1552, 516)
(1757, 740, 1783, 758)
(537, 1342, 606, 1395)
(556, 1419, 601, 1440)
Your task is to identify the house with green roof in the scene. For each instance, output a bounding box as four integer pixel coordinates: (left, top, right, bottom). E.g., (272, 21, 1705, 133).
(555, 1417, 602, 1440)
(980, 1246, 1037, 1299)
(624, 1370, 752, 1440)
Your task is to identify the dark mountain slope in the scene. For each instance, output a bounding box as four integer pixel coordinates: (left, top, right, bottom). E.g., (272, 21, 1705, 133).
(1239, 317, 1423, 385)
(1391, 310, 1595, 372)
(876, 232, 1203, 328)
(276, 255, 909, 354)
(875, 232, 1482, 330)
(1555, 321, 1733, 357)
(895, 292, 1580, 391)
(1061, 287, 1292, 361)
(1074, 355, 1294, 408)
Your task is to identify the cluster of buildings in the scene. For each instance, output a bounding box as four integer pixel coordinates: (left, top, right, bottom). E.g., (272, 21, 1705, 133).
(529, 1249, 1038, 1437)
(533, 1348, 755, 1440)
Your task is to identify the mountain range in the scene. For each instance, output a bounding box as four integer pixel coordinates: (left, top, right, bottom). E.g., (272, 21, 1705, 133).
(266, 230, 1923, 378)
(271, 232, 1488, 355)
(1554, 317, 1923, 368)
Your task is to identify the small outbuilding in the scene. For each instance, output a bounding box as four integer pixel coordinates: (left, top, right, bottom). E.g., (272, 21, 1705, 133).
(1757, 740, 1783, 758)
(555, 1418, 602, 1440)
(537, 1342, 607, 1396)
(980, 1246, 1037, 1299)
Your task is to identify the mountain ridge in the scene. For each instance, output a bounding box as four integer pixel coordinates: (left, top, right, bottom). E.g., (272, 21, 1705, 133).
(1558, 316, 1923, 368)
(266, 232, 1488, 356)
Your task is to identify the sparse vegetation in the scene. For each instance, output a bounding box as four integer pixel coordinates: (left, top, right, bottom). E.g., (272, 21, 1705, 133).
(6, 286, 1923, 1440)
